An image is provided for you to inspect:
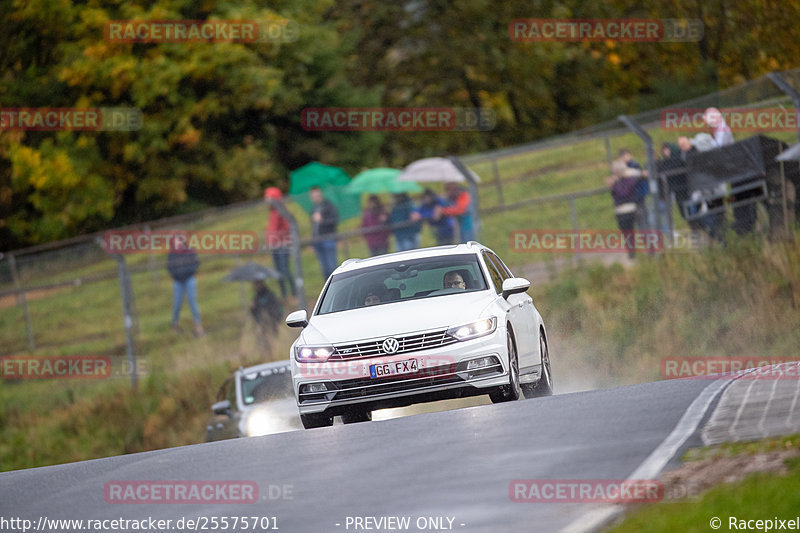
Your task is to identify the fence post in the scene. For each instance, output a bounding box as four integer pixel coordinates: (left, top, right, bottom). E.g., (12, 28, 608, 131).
(112, 252, 137, 390)
(492, 157, 504, 207)
(618, 115, 670, 246)
(569, 196, 579, 268)
(268, 199, 307, 313)
(145, 225, 159, 283)
(7, 254, 35, 351)
(235, 254, 249, 317)
(767, 72, 800, 143)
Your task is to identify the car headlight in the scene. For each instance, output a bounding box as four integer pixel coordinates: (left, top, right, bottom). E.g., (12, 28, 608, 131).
(246, 408, 287, 437)
(294, 345, 335, 363)
(446, 317, 497, 341)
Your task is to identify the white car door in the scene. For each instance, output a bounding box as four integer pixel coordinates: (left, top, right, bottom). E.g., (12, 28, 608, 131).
(482, 252, 534, 364)
(488, 252, 537, 368)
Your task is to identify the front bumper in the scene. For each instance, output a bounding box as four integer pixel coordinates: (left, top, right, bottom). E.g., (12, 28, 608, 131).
(292, 328, 508, 415)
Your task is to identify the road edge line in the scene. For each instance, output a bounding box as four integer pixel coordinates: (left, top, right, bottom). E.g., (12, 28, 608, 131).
(558, 377, 733, 533)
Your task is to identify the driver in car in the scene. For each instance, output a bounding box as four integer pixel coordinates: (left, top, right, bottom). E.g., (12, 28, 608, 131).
(443, 271, 466, 290)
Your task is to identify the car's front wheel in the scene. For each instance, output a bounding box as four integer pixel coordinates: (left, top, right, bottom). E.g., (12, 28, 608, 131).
(523, 333, 553, 398)
(341, 408, 372, 424)
(300, 412, 334, 429)
(489, 329, 521, 403)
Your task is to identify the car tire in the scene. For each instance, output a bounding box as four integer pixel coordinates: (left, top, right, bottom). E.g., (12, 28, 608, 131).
(523, 332, 553, 398)
(489, 328, 521, 403)
(300, 412, 334, 429)
(341, 409, 372, 424)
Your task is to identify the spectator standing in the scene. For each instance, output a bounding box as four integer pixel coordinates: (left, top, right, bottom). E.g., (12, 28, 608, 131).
(250, 279, 283, 335)
(309, 186, 339, 279)
(413, 189, 455, 246)
(167, 235, 203, 336)
(703, 107, 734, 147)
(440, 182, 475, 243)
(361, 195, 391, 256)
(619, 148, 650, 231)
(606, 160, 646, 259)
(264, 187, 295, 299)
(389, 193, 421, 251)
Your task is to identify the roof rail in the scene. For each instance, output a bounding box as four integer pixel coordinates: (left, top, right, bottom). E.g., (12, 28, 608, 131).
(340, 258, 361, 267)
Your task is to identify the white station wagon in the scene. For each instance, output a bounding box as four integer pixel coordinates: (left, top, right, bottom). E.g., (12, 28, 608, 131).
(286, 242, 553, 429)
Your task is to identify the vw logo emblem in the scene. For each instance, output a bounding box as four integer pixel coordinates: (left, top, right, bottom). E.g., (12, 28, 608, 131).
(381, 337, 399, 354)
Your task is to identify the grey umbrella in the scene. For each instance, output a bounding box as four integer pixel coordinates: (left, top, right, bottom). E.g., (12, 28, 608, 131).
(776, 142, 800, 162)
(224, 262, 282, 282)
(396, 157, 481, 183)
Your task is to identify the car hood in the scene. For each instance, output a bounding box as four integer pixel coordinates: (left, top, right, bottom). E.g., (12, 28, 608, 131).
(302, 290, 496, 344)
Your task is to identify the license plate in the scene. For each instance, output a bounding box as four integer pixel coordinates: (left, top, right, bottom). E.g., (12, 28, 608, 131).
(370, 358, 419, 378)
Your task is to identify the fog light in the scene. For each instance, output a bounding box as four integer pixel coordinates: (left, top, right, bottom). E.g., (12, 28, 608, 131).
(467, 356, 495, 371)
(465, 356, 501, 379)
(301, 383, 329, 394)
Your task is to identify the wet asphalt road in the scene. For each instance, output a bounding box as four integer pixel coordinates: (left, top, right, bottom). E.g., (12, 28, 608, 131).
(0, 378, 716, 533)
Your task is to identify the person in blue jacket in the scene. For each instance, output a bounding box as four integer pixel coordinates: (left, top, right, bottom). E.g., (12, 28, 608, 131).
(412, 189, 454, 246)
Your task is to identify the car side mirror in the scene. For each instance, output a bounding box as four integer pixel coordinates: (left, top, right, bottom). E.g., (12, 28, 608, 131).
(212, 400, 231, 416)
(502, 277, 530, 300)
(285, 309, 309, 328)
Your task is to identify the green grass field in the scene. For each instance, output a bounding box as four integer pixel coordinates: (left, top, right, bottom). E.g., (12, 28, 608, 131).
(610, 436, 800, 533)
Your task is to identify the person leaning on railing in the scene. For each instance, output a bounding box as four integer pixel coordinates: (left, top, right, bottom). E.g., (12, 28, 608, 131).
(605, 160, 647, 259)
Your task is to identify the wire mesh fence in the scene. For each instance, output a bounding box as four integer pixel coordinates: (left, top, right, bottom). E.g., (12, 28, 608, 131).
(2, 68, 799, 364)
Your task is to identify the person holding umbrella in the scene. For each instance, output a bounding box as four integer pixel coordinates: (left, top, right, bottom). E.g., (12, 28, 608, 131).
(264, 187, 295, 299)
(310, 186, 339, 279)
(250, 279, 283, 335)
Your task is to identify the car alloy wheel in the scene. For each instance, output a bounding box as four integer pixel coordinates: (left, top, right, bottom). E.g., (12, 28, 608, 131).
(524, 333, 553, 398)
(490, 329, 521, 403)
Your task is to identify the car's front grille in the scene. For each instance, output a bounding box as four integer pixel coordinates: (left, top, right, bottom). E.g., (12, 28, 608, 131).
(328, 363, 462, 400)
(329, 328, 458, 360)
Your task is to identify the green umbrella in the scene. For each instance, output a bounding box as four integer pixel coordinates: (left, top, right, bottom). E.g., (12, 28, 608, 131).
(346, 168, 422, 194)
(288, 162, 361, 221)
(289, 162, 350, 194)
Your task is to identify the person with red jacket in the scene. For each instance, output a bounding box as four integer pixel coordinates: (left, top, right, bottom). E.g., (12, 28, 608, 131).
(440, 182, 475, 243)
(264, 187, 295, 298)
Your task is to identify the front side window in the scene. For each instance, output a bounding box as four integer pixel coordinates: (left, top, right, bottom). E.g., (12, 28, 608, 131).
(317, 254, 488, 315)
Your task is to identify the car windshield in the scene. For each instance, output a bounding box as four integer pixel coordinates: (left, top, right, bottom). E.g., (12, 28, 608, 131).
(316, 253, 488, 315)
(240, 367, 293, 405)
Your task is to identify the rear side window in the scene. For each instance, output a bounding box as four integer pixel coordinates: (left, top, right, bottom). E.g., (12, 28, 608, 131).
(482, 251, 504, 294)
(487, 252, 513, 278)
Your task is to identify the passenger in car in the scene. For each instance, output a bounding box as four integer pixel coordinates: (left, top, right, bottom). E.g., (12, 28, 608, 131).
(364, 290, 382, 306)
